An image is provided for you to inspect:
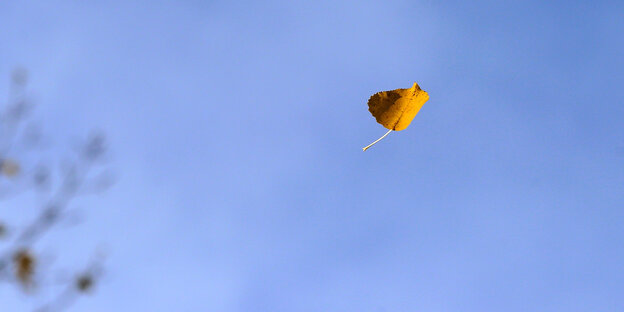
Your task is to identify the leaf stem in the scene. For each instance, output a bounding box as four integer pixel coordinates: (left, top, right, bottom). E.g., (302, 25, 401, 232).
(362, 129, 392, 151)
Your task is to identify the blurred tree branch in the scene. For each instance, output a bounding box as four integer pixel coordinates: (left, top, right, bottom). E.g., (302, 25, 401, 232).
(0, 69, 113, 311)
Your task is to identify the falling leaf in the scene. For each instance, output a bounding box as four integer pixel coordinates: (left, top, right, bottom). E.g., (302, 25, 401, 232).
(363, 82, 429, 151)
(1, 159, 21, 177)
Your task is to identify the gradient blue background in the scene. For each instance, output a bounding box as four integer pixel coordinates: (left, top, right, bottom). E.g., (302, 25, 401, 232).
(1, 0, 623, 311)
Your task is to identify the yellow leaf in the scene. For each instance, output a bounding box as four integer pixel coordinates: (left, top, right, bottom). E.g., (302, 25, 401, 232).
(363, 82, 429, 151)
(13, 249, 35, 289)
(1, 159, 20, 177)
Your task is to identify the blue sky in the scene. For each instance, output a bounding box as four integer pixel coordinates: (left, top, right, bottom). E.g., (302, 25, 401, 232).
(1, 0, 623, 311)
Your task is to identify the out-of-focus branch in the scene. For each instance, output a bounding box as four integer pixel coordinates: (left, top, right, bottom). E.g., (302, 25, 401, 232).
(34, 250, 105, 312)
(0, 69, 113, 311)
